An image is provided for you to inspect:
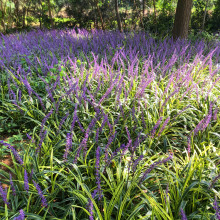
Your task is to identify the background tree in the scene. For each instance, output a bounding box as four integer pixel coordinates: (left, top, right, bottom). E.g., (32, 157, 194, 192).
(95, 0, 105, 30)
(115, 0, 123, 32)
(0, 0, 219, 36)
(202, 0, 209, 30)
(47, 0, 54, 28)
(173, 0, 193, 39)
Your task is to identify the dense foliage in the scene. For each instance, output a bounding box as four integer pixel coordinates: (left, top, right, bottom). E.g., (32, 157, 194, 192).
(0, 29, 220, 219)
(0, 0, 219, 35)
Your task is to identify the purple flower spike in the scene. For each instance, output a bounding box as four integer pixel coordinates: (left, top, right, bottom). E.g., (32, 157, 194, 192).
(210, 173, 220, 188)
(132, 155, 144, 172)
(213, 108, 218, 121)
(37, 130, 47, 153)
(158, 117, 170, 137)
(95, 128, 99, 143)
(14, 209, 25, 220)
(33, 181, 48, 207)
(180, 208, 188, 220)
(150, 117, 163, 138)
(24, 170, 29, 193)
(63, 133, 72, 161)
(58, 112, 69, 131)
(10, 174, 16, 196)
(104, 132, 117, 164)
(164, 184, 169, 204)
(40, 109, 53, 134)
(88, 190, 97, 220)
(0, 184, 9, 206)
(187, 137, 191, 156)
(140, 154, 173, 184)
(0, 141, 23, 165)
(214, 197, 220, 220)
(95, 146, 102, 200)
(26, 133, 32, 140)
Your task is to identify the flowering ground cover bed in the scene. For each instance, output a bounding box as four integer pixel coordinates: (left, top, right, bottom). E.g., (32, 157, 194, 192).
(0, 29, 220, 219)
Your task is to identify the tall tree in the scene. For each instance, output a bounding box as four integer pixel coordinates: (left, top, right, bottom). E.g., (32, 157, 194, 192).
(173, 0, 193, 39)
(47, 0, 54, 28)
(0, 0, 6, 32)
(115, 0, 122, 32)
(202, 0, 209, 30)
(95, 0, 105, 30)
(153, 0, 157, 30)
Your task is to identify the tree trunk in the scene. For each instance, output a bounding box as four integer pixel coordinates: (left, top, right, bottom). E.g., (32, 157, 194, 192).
(173, 0, 193, 39)
(47, 0, 54, 28)
(153, 0, 157, 28)
(115, 0, 123, 32)
(0, 1, 6, 32)
(143, 0, 145, 18)
(202, 0, 209, 30)
(1, 14, 6, 33)
(15, 0, 19, 28)
(95, 0, 105, 30)
(40, 1, 43, 29)
(131, 0, 136, 28)
(23, 7, 26, 28)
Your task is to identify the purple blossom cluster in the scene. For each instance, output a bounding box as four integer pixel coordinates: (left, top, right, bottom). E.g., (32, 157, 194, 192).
(210, 173, 220, 188)
(14, 210, 25, 220)
(24, 170, 29, 193)
(95, 146, 102, 200)
(63, 133, 72, 161)
(87, 190, 98, 220)
(33, 181, 48, 207)
(9, 174, 16, 196)
(0, 29, 220, 217)
(0, 141, 23, 165)
(180, 208, 188, 220)
(214, 197, 220, 220)
(140, 154, 173, 184)
(0, 184, 9, 206)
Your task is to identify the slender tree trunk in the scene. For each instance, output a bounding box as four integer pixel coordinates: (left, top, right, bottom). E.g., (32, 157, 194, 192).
(132, 0, 136, 28)
(202, 0, 209, 30)
(95, 0, 105, 30)
(153, 0, 157, 28)
(40, 1, 43, 29)
(115, 0, 123, 32)
(173, 0, 193, 39)
(47, 0, 54, 28)
(1, 1, 6, 33)
(124, 5, 128, 30)
(139, 0, 144, 28)
(8, 3, 12, 29)
(15, 0, 19, 28)
(143, 0, 145, 18)
(23, 7, 26, 28)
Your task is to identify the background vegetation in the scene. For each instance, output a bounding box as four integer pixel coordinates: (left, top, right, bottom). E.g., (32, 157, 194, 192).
(0, 0, 220, 36)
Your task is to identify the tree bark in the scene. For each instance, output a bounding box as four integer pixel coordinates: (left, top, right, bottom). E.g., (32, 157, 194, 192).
(153, 0, 157, 27)
(131, 0, 136, 28)
(0, 1, 6, 32)
(143, 0, 145, 18)
(173, 0, 193, 39)
(115, 0, 123, 32)
(47, 0, 54, 28)
(15, 0, 19, 28)
(95, 0, 105, 30)
(23, 7, 26, 28)
(202, 0, 209, 30)
(40, 0, 43, 29)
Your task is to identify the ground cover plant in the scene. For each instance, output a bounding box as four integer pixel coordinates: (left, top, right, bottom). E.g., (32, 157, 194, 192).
(0, 29, 220, 219)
